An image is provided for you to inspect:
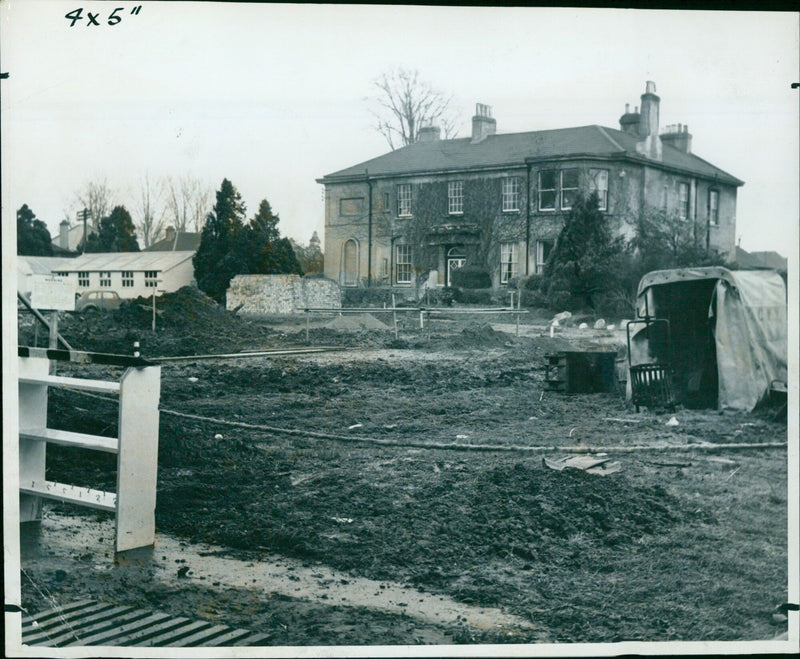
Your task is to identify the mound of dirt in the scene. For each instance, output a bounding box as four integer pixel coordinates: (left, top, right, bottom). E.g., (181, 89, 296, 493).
(52, 287, 283, 357)
(444, 323, 512, 349)
(325, 313, 390, 331)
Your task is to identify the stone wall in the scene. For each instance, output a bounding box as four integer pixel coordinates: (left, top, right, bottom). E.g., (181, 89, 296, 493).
(226, 275, 341, 314)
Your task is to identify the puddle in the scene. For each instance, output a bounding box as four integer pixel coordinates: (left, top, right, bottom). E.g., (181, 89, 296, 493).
(20, 511, 535, 633)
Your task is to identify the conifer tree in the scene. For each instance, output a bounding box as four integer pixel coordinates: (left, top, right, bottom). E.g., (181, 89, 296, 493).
(193, 179, 247, 302)
(17, 204, 53, 256)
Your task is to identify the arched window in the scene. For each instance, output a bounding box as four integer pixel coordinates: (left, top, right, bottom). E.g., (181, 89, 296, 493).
(342, 239, 359, 287)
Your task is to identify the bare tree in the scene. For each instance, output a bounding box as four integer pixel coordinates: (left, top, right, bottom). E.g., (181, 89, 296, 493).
(135, 173, 166, 248)
(370, 68, 459, 150)
(76, 179, 115, 231)
(164, 175, 213, 232)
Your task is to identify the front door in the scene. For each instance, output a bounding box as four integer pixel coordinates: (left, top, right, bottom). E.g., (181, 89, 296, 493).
(446, 247, 466, 286)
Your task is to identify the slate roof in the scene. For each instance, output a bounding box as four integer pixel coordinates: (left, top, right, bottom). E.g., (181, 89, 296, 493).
(56, 251, 195, 272)
(319, 125, 743, 186)
(734, 247, 787, 271)
(145, 231, 202, 252)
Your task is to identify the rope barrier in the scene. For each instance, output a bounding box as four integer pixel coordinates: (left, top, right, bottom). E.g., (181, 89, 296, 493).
(53, 388, 789, 455)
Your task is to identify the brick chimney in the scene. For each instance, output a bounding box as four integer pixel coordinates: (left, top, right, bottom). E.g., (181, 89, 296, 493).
(635, 81, 662, 160)
(418, 125, 441, 142)
(165, 226, 176, 245)
(618, 103, 640, 135)
(471, 103, 496, 143)
(660, 123, 692, 154)
(59, 219, 70, 250)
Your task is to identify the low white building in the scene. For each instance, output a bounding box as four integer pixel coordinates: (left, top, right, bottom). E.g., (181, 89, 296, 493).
(52, 251, 196, 299)
(17, 256, 76, 296)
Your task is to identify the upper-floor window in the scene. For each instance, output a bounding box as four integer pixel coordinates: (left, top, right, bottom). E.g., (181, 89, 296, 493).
(383, 192, 391, 212)
(397, 184, 412, 217)
(708, 190, 719, 226)
(121, 271, 134, 287)
(339, 197, 364, 216)
(679, 182, 690, 220)
(54, 271, 69, 277)
(448, 181, 463, 215)
(500, 242, 518, 284)
(589, 169, 609, 211)
(395, 244, 412, 285)
(502, 177, 520, 212)
(99, 271, 111, 287)
(145, 270, 158, 288)
(538, 170, 556, 211)
(560, 169, 579, 210)
(78, 272, 89, 287)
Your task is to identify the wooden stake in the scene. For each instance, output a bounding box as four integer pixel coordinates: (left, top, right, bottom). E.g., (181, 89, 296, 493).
(392, 294, 398, 340)
(49, 312, 58, 375)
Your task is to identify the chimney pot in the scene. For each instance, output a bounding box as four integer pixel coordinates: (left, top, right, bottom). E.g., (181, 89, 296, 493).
(471, 103, 496, 143)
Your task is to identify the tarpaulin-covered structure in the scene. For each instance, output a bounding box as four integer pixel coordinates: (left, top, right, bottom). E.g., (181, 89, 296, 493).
(631, 267, 787, 411)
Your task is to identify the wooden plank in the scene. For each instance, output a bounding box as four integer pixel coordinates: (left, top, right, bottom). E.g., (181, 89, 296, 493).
(19, 481, 116, 512)
(43, 606, 142, 647)
(20, 427, 118, 454)
(19, 374, 120, 394)
(65, 611, 171, 647)
(232, 631, 273, 646)
(115, 365, 160, 552)
(164, 624, 231, 647)
(140, 620, 213, 647)
(202, 627, 255, 646)
(23, 603, 121, 644)
(22, 600, 96, 628)
(22, 602, 271, 649)
(115, 616, 194, 646)
(19, 357, 49, 522)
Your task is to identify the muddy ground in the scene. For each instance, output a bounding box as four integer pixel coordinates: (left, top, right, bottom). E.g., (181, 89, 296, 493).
(16, 289, 790, 648)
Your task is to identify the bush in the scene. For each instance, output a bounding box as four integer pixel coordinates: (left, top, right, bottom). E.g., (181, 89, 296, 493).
(421, 287, 456, 307)
(453, 288, 494, 305)
(342, 287, 395, 307)
(520, 289, 548, 308)
(524, 275, 545, 291)
(450, 266, 491, 289)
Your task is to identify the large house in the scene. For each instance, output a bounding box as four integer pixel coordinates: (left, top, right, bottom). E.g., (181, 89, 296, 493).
(317, 81, 743, 290)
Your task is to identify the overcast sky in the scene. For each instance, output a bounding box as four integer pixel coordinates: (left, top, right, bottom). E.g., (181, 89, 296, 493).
(1, 3, 798, 254)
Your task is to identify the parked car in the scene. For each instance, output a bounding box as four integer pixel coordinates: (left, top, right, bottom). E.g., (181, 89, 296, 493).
(75, 290, 122, 313)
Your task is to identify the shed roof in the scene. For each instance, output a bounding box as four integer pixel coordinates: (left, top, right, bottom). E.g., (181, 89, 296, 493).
(319, 125, 743, 186)
(57, 251, 195, 272)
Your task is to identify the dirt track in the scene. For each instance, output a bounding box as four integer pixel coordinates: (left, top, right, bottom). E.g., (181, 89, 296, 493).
(17, 291, 790, 647)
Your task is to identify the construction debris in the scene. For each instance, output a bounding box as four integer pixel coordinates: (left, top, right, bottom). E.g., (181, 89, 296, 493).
(543, 455, 622, 476)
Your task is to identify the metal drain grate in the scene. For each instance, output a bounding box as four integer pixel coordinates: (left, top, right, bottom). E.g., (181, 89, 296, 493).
(21, 600, 272, 647)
